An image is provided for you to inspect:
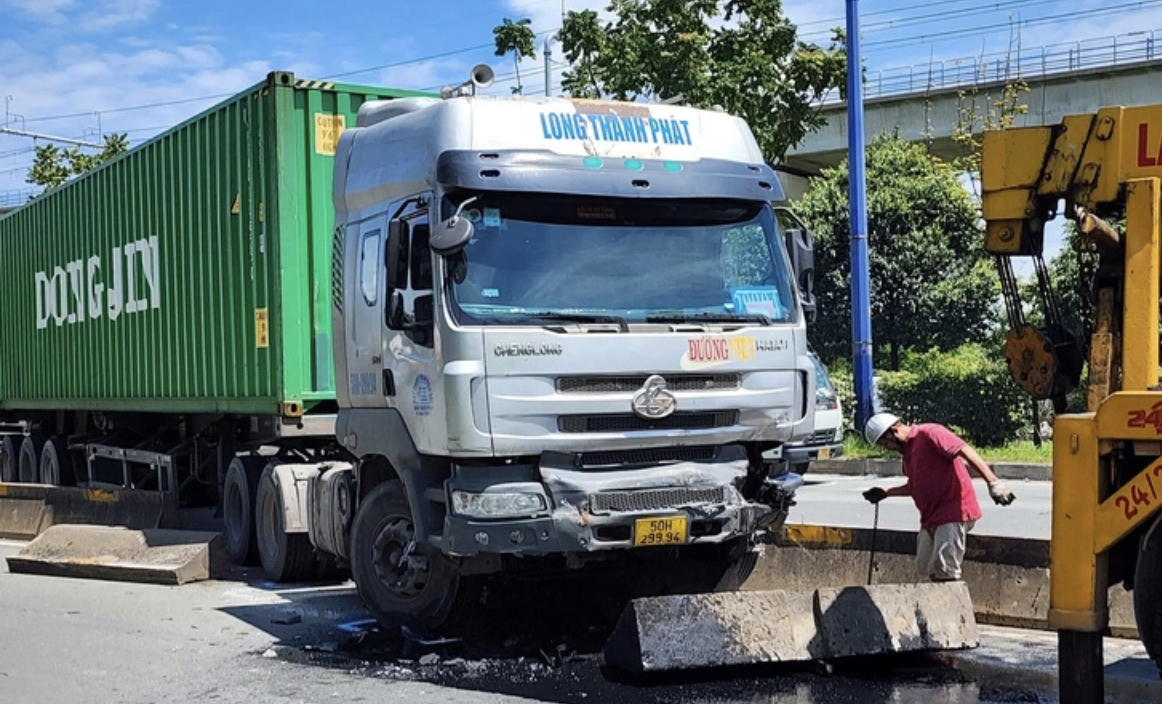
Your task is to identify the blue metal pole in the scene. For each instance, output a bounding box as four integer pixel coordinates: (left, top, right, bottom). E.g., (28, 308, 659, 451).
(846, 0, 875, 432)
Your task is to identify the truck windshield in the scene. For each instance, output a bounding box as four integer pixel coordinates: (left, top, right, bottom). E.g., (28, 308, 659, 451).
(445, 193, 797, 326)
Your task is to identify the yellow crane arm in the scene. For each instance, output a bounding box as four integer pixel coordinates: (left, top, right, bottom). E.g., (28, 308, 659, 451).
(983, 105, 1162, 256)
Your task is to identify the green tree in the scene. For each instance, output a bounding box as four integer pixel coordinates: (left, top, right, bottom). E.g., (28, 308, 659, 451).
(556, 0, 845, 164)
(27, 133, 129, 189)
(493, 17, 537, 95)
(797, 133, 997, 370)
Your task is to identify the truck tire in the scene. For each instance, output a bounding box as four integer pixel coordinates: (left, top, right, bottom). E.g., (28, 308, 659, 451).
(18, 435, 44, 484)
(1133, 515, 1162, 678)
(255, 461, 316, 583)
(349, 480, 474, 633)
(223, 457, 265, 566)
(0, 436, 17, 483)
(39, 436, 74, 486)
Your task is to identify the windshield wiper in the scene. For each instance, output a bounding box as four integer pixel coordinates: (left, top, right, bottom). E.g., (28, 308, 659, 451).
(645, 312, 772, 326)
(506, 311, 630, 332)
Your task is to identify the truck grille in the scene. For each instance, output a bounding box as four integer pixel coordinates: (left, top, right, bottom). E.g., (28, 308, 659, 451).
(806, 430, 836, 444)
(577, 446, 718, 467)
(590, 486, 726, 513)
(558, 411, 738, 433)
(557, 374, 739, 394)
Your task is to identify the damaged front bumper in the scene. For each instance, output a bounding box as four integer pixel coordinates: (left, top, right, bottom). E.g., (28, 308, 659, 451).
(441, 452, 802, 557)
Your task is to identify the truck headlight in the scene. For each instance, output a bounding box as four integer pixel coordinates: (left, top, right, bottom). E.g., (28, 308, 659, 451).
(451, 490, 547, 519)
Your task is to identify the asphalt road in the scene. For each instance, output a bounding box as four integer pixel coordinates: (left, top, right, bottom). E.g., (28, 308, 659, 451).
(788, 474, 1052, 540)
(1, 531, 1057, 704)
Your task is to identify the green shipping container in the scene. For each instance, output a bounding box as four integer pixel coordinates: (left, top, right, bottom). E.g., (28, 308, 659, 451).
(0, 72, 429, 417)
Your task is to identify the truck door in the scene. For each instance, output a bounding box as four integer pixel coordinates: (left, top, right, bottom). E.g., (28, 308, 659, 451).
(382, 199, 443, 443)
(348, 214, 388, 408)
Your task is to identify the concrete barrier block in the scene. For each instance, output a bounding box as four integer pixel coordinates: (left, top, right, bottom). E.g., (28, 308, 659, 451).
(5, 524, 225, 585)
(0, 483, 178, 540)
(603, 583, 980, 672)
(0, 498, 47, 539)
(746, 525, 1139, 638)
(603, 590, 821, 673)
(814, 582, 979, 658)
(43, 487, 179, 530)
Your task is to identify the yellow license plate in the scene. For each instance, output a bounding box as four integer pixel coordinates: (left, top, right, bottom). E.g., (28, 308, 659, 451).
(633, 516, 688, 546)
(818, 447, 831, 459)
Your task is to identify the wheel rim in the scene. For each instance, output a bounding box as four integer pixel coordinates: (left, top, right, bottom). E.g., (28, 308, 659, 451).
(371, 516, 429, 600)
(224, 476, 245, 550)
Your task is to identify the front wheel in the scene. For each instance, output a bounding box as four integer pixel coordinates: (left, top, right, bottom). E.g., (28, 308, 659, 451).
(349, 481, 475, 633)
(1133, 516, 1162, 679)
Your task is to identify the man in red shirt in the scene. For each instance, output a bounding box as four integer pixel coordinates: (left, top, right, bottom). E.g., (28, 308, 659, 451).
(862, 413, 1016, 582)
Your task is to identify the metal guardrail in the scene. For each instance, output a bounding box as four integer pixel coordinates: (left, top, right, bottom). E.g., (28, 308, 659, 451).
(0, 188, 37, 208)
(851, 29, 1160, 101)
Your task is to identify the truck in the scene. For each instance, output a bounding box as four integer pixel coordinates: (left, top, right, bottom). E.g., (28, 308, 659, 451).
(981, 103, 1162, 699)
(763, 350, 843, 474)
(0, 69, 816, 631)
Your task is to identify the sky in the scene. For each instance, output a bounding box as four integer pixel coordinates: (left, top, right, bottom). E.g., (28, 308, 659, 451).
(2, 0, 1161, 241)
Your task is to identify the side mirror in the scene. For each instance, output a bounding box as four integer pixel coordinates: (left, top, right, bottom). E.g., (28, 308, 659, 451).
(386, 220, 410, 290)
(411, 223, 433, 290)
(775, 207, 815, 323)
(387, 289, 406, 329)
(786, 227, 815, 322)
(413, 294, 434, 328)
(431, 215, 474, 256)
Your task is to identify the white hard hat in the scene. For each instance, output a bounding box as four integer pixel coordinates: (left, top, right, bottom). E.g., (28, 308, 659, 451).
(864, 412, 901, 446)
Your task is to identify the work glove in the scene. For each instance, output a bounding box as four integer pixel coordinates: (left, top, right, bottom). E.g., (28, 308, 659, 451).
(988, 480, 1015, 506)
(862, 487, 888, 504)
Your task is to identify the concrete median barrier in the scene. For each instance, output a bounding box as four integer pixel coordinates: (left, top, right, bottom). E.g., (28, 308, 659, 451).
(604, 581, 979, 673)
(6, 525, 225, 585)
(746, 524, 1138, 638)
(0, 483, 178, 540)
(810, 458, 1052, 482)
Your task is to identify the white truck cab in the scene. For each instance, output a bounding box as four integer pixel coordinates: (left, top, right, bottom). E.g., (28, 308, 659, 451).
(327, 87, 816, 630)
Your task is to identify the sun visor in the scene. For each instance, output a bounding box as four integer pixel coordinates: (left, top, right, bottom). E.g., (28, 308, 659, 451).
(436, 150, 784, 202)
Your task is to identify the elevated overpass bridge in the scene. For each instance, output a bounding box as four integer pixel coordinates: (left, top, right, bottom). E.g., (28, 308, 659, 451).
(779, 30, 1162, 199)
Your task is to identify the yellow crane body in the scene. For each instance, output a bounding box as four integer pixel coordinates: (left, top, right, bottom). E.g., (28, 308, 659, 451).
(982, 104, 1162, 703)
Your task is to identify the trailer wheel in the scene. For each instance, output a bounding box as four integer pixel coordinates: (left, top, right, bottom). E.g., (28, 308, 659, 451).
(1134, 515, 1162, 678)
(350, 481, 474, 633)
(223, 457, 265, 566)
(255, 462, 315, 583)
(0, 436, 17, 483)
(18, 435, 44, 484)
(39, 436, 74, 486)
